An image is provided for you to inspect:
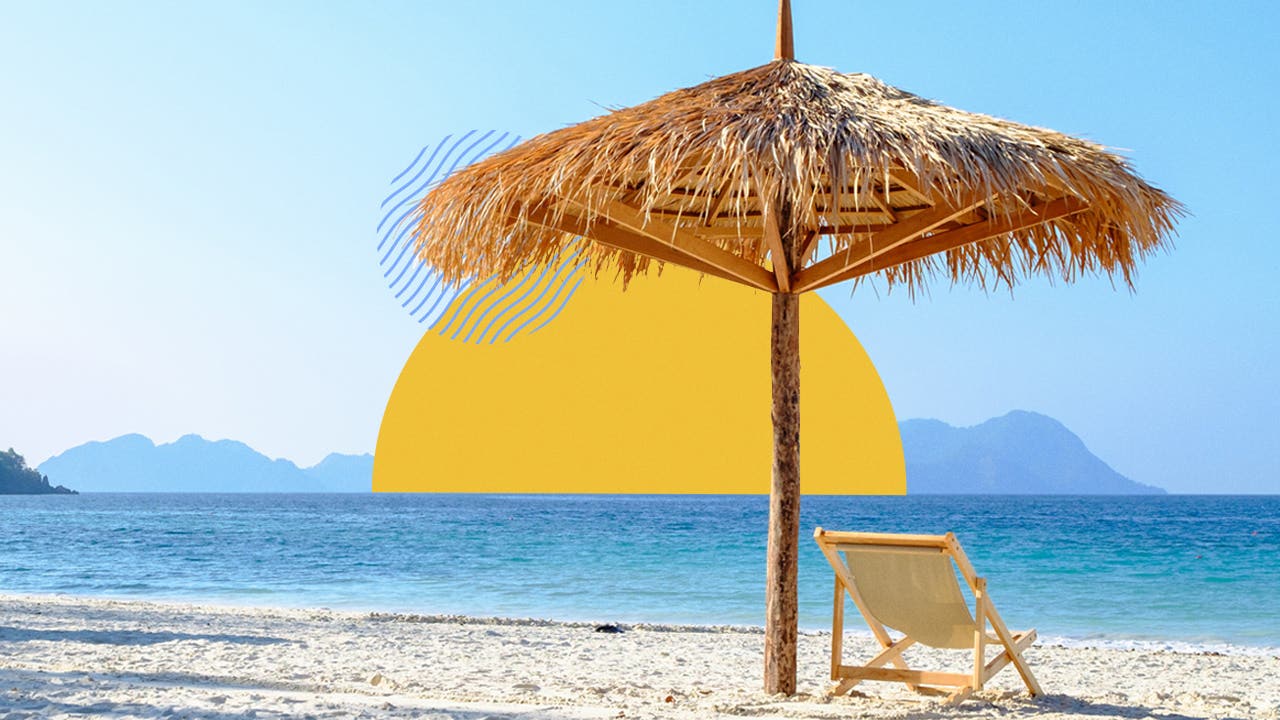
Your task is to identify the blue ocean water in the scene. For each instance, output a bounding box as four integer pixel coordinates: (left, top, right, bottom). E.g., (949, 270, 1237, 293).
(1, 494, 1277, 651)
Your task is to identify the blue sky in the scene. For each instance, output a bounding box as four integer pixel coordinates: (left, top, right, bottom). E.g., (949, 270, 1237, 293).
(2, 1, 1277, 493)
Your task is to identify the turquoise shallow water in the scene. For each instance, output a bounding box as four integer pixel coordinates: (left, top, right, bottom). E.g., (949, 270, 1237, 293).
(1, 494, 1277, 650)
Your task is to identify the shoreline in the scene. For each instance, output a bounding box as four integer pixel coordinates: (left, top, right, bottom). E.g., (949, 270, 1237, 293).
(4, 589, 1277, 658)
(2, 593, 1277, 719)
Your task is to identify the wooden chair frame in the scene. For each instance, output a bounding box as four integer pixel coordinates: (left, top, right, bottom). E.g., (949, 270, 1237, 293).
(813, 527, 1043, 705)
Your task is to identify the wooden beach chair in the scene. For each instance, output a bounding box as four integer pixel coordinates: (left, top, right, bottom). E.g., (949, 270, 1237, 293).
(813, 528, 1042, 705)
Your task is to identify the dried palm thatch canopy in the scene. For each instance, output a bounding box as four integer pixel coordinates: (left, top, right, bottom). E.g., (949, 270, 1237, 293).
(413, 61, 1179, 297)
(409, 0, 1179, 699)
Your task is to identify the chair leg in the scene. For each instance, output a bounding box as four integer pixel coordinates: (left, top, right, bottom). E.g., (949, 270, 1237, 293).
(873, 636, 919, 692)
(1009, 645, 1043, 697)
(973, 583, 987, 692)
(985, 624, 1043, 697)
(818, 540, 920, 691)
(875, 637, 920, 693)
(830, 678, 859, 696)
(1001, 635, 1042, 696)
(831, 576, 844, 680)
(944, 686, 973, 706)
(831, 635, 917, 695)
(981, 596, 1043, 696)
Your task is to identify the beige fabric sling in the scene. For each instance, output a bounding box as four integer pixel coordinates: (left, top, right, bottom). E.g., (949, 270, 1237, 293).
(842, 546, 976, 649)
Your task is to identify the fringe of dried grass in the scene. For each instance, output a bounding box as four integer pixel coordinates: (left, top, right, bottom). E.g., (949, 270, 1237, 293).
(412, 60, 1181, 293)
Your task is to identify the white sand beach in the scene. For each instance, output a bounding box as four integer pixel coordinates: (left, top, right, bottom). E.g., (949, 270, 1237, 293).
(0, 594, 1275, 719)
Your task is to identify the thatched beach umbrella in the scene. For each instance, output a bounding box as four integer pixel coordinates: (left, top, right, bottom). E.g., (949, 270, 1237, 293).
(411, 0, 1179, 694)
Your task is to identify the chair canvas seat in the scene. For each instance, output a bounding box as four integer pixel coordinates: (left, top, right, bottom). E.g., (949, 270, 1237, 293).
(814, 528, 1043, 705)
(842, 546, 976, 649)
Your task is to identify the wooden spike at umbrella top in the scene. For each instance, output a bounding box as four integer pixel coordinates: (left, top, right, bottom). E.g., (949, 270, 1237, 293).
(775, 0, 794, 61)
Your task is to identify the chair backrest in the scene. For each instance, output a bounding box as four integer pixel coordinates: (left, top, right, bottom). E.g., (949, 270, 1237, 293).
(842, 545, 975, 648)
(816, 530, 979, 649)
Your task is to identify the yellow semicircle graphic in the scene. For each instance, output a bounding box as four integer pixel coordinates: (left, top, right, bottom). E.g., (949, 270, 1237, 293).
(375, 264, 904, 494)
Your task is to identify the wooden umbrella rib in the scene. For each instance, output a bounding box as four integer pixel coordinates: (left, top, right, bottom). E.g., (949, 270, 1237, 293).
(791, 194, 987, 292)
(886, 170, 933, 206)
(600, 200, 779, 292)
(520, 206, 760, 290)
(763, 206, 792, 292)
(866, 190, 899, 223)
(699, 225, 769, 239)
(797, 229, 820, 267)
(704, 178, 737, 225)
(814, 223, 891, 236)
(816, 196, 1090, 290)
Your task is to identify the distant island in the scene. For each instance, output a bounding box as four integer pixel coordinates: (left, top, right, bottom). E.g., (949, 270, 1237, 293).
(1, 448, 76, 494)
(35, 411, 1160, 494)
(38, 435, 371, 493)
(902, 410, 1164, 494)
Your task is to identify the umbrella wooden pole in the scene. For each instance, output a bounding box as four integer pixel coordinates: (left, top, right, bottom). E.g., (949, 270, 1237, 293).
(765, 0, 800, 695)
(764, 201, 801, 696)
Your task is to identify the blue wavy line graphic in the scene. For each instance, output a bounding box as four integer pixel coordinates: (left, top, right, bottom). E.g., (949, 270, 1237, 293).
(472, 261, 555, 344)
(504, 259, 588, 342)
(416, 278, 462, 325)
(378, 131, 491, 324)
(378, 136, 451, 242)
(479, 247, 586, 344)
(388, 143, 430, 192)
(392, 259, 427, 300)
(381, 133, 491, 268)
(462, 262, 544, 344)
(458, 245, 580, 344)
(403, 271, 442, 311)
(381, 132, 513, 282)
(449, 274, 508, 341)
(384, 130, 491, 231)
(381, 131, 520, 290)
(377, 132, 590, 339)
(529, 275, 588, 335)
(432, 275, 496, 335)
(489, 253, 581, 344)
(382, 132, 469, 216)
(378, 131, 474, 252)
(382, 223, 419, 280)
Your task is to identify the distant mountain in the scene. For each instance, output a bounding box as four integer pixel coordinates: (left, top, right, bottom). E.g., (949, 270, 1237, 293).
(1, 448, 76, 494)
(900, 410, 1163, 494)
(39, 412, 1153, 494)
(37, 435, 371, 493)
(301, 452, 376, 493)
